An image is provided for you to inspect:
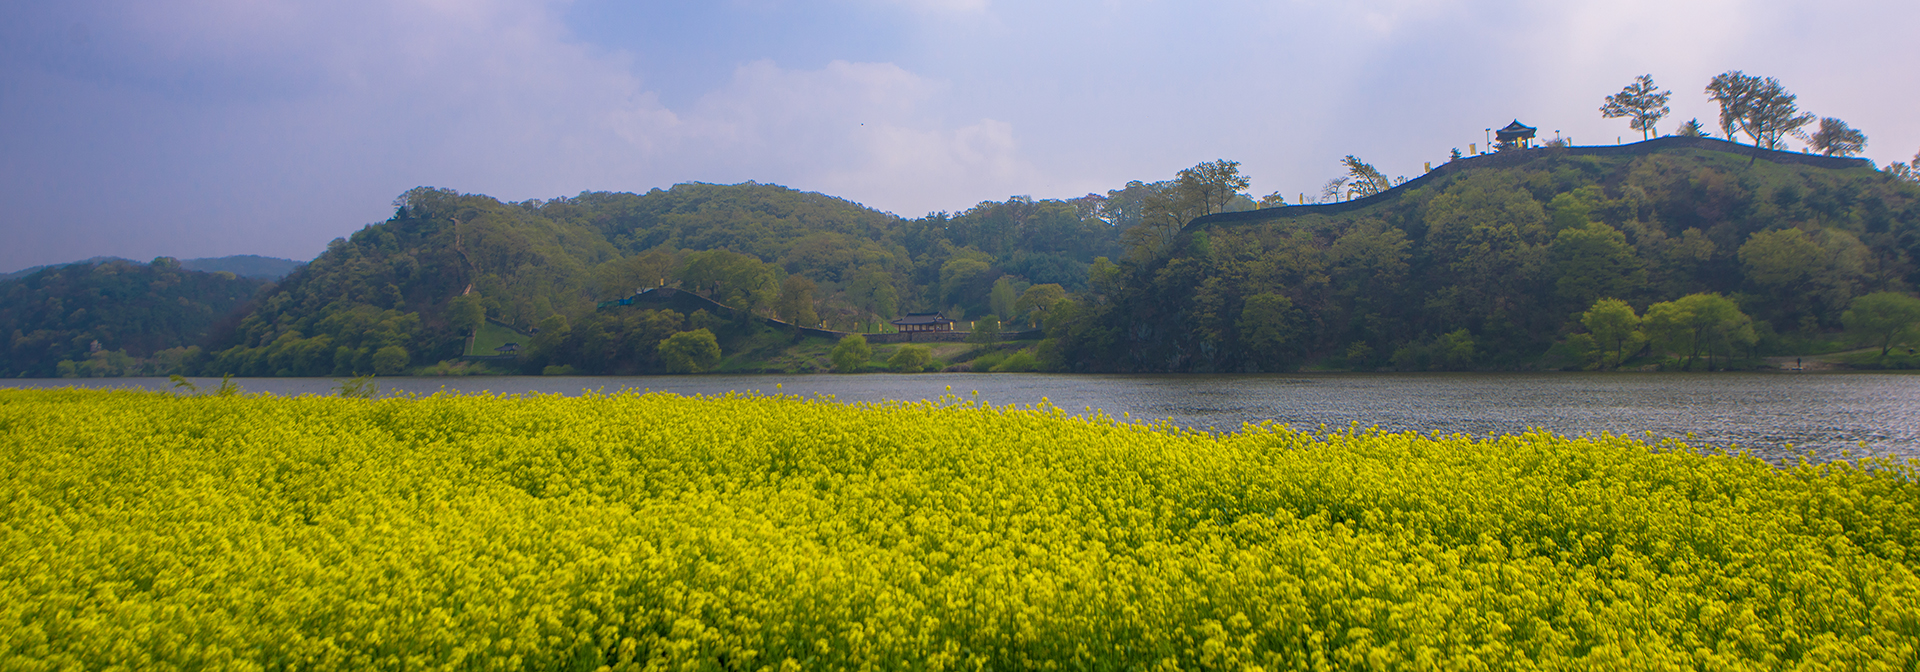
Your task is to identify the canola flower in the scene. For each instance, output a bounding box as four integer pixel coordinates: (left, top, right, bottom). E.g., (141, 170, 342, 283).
(1, 387, 1917, 670)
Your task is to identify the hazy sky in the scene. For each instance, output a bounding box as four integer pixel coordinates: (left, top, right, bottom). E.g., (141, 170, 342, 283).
(3, 0, 1915, 272)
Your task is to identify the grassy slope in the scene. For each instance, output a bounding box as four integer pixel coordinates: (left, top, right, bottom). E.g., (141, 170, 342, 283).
(466, 321, 526, 356)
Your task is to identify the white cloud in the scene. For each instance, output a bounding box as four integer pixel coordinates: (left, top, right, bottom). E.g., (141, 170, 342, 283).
(872, 0, 992, 14)
(4, 0, 1918, 271)
(645, 59, 1051, 213)
(0, 0, 1065, 269)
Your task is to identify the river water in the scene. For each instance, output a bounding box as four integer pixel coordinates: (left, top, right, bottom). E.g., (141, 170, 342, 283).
(10, 372, 1920, 464)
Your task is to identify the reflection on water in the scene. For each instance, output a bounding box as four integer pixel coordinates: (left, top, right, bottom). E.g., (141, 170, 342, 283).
(11, 372, 1920, 464)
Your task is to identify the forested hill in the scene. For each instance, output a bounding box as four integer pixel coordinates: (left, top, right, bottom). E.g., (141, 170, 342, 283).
(1, 258, 269, 377)
(1038, 139, 1920, 372)
(201, 182, 1128, 376)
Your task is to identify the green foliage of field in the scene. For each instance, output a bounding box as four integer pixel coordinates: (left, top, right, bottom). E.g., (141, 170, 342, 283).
(4, 389, 1918, 669)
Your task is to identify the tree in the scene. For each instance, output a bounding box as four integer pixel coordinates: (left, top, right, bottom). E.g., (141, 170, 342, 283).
(658, 329, 721, 373)
(1176, 159, 1251, 218)
(988, 276, 1020, 322)
(1842, 292, 1920, 356)
(1087, 257, 1121, 300)
(524, 314, 571, 369)
(1808, 118, 1867, 157)
(591, 248, 677, 299)
(679, 250, 778, 316)
(967, 315, 1002, 345)
(1738, 228, 1822, 288)
(1236, 293, 1303, 371)
(830, 334, 871, 372)
(887, 344, 932, 372)
(847, 269, 898, 324)
(1886, 151, 1920, 183)
(1675, 118, 1708, 137)
(446, 293, 485, 333)
(1706, 71, 1814, 149)
(1643, 293, 1755, 370)
(1600, 74, 1673, 140)
(774, 275, 818, 327)
(937, 255, 994, 312)
(1014, 284, 1068, 328)
(371, 345, 410, 375)
(1581, 298, 1644, 370)
(1123, 160, 1250, 262)
(1340, 156, 1395, 199)
(1436, 329, 1476, 370)
(1552, 222, 1646, 307)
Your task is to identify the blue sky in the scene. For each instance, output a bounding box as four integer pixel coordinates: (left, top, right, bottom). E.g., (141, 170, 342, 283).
(3, 0, 1915, 272)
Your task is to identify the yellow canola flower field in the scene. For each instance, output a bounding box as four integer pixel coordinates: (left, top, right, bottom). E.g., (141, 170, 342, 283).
(2, 388, 1918, 671)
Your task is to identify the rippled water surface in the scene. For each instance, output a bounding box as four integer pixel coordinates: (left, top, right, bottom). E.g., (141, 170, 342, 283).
(13, 372, 1920, 463)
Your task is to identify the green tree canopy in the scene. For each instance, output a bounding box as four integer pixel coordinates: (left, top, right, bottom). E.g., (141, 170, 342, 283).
(1841, 292, 1920, 356)
(988, 276, 1021, 323)
(1706, 71, 1814, 149)
(1014, 284, 1068, 328)
(1581, 298, 1644, 370)
(680, 250, 778, 316)
(846, 269, 898, 321)
(887, 344, 932, 373)
(371, 345, 410, 375)
(1738, 228, 1822, 288)
(1600, 74, 1673, 140)
(1809, 118, 1867, 157)
(775, 275, 818, 327)
(1643, 293, 1755, 370)
(1552, 222, 1646, 307)
(967, 315, 1002, 345)
(446, 293, 485, 333)
(1340, 156, 1396, 200)
(1237, 293, 1303, 371)
(830, 334, 871, 372)
(658, 329, 722, 373)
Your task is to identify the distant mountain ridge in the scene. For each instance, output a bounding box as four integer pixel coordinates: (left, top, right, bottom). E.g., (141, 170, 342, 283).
(179, 255, 306, 279)
(1, 255, 305, 282)
(1, 257, 270, 377)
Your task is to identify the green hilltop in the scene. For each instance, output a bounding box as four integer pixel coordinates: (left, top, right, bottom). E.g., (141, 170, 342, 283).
(1046, 138, 1920, 372)
(195, 182, 1125, 376)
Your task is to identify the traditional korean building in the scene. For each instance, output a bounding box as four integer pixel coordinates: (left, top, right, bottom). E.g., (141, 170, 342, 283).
(890, 312, 955, 333)
(1495, 120, 1538, 150)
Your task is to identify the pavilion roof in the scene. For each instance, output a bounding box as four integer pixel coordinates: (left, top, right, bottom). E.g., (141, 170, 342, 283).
(891, 312, 952, 326)
(1495, 120, 1538, 140)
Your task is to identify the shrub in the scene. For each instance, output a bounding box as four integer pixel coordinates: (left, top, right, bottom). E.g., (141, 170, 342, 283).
(830, 334, 871, 373)
(886, 344, 931, 373)
(371, 345, 410, 375)
(989, 351, 1038, 372)
(967, 315, 1001, 344)
(658, 329, 721, 373)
